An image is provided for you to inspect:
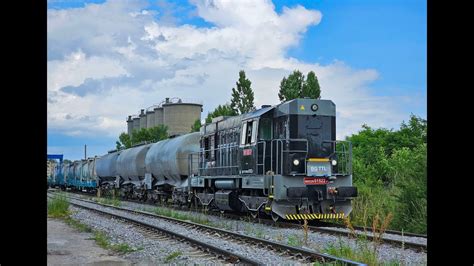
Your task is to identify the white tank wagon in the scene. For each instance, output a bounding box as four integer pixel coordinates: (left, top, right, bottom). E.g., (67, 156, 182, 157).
(95, 151, 121, 187)
(115, 144, 152, 199)
(145, 132, 200, 188)
(116, 144, 152, 182)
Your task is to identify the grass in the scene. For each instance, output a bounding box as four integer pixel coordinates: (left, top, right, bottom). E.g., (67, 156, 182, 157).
(321, 212, 397, 266)
(47, 194, 138, 255)
(287, 234, 302, 247)
(152, 206, 210, 225)
(323, 238, 378, 266)
(91, 231, 138, 254)
(47, 193, 70, 218)
(64, 217, 93, 233)
(95, 196, 121, 207)
(164, 251, 182, 263)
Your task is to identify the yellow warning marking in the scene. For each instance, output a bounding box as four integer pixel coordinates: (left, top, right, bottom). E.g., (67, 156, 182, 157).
(285, 212, 346, 220)
(268, 195, 274, 199)
(308, 158, 330, 162)
(300, 105, 305, 111)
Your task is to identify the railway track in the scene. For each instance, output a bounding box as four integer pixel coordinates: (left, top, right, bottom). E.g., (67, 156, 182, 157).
(57, 189, 427, 252)
(314, 221, 427, 238)
(48, 192, 365, 265)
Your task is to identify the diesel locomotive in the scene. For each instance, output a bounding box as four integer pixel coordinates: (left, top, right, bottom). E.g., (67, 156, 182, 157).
(49, 98, 358, 221)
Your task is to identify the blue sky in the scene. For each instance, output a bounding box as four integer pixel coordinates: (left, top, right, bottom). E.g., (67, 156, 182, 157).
(47, 0, 426, 160)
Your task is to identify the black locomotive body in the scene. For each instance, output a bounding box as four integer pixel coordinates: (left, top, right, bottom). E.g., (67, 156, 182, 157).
(188, 98, 357, 220)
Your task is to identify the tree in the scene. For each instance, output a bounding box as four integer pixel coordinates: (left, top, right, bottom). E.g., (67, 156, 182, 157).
(302, 71, 321, 99)
(278, 70, 304, 102)
(278, 70, 322, 101)
(230, 70, 255, 114)
(205, 104, 237, 123)
(191, 119, 202, 132)
(115, 125, 168, 149)
(147, 125, 168, 142)
(116, 132, 132, 149)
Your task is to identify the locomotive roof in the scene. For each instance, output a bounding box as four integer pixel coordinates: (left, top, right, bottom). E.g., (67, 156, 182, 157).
(200, 98, 336, 135)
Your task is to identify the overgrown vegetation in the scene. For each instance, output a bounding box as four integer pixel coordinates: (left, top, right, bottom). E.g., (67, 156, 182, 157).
(347, 115, 427, 234)
(324, 215, 395, 266)
(47, 193, 70, 218)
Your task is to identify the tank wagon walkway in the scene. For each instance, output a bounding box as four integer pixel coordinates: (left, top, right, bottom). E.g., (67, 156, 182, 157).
(47, 218, 131, 265)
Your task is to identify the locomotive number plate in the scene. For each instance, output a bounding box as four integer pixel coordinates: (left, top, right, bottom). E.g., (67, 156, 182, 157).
(304, 178, 328, 185)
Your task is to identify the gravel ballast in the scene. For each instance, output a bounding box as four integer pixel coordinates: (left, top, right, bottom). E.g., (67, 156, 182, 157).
(69, 192, 427, 265)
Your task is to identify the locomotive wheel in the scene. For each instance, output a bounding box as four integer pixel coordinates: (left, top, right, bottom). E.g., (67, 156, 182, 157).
(271, 211, 280, 222)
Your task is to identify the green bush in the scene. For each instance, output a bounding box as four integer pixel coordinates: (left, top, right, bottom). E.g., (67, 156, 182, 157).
(347, 115, 427, 234)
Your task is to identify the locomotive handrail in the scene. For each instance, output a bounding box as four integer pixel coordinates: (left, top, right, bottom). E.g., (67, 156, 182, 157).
(270, 138, 309, 175)
(189, 144, 241, 176)
(321, 140, 352, 175)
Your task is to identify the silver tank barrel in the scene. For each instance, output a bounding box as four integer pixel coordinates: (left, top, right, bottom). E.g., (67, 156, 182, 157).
(116, 144, 152, 181)
(95, 151, 120, 179)
(145, 132, 200, 186)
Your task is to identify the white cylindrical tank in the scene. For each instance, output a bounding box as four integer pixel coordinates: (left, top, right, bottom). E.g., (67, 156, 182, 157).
(116, 144, 152, 181)
(145, 132, 200, 186)
(96, 151, 120, 181)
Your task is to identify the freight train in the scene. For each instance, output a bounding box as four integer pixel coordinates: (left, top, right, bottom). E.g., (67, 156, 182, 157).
(48, 98, 358, 221)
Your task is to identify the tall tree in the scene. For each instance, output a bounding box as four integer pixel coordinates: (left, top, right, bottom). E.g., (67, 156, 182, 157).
(278, 70, 322, 101)
(278, 70, 304, 101)
(230, 70, 255, 114)
(302, 71, 321, 99)
(206, 104, 237, 123)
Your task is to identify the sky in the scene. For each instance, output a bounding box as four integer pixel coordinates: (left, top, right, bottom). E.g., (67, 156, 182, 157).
(47, 0, 427, 160)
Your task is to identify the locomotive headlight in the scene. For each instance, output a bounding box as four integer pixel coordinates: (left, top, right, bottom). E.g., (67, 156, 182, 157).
(293, 159, 300, 166)
(331, 159, 337, 166)
(311, 104, 319, 112)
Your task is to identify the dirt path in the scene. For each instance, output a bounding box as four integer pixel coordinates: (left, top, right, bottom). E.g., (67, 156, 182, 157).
(47, 218, 131, 265)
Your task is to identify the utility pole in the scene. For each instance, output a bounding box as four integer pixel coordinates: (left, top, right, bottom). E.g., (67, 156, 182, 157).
(84, 144, 87, 160)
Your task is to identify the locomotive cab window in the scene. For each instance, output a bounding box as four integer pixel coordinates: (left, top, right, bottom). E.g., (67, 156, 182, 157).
(240, 120, 258, 145)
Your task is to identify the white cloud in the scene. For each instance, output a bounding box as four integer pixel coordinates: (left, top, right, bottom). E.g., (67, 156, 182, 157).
(48, 0, 419, 144)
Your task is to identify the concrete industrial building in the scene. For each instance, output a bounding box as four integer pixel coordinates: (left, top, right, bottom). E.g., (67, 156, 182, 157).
(126, 97, 202, 137)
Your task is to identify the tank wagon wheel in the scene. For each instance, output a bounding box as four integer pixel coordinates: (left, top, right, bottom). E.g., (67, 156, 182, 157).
(271, 211, 280, 222)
